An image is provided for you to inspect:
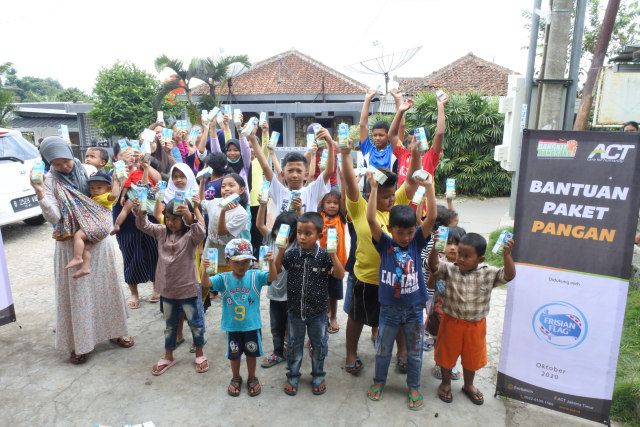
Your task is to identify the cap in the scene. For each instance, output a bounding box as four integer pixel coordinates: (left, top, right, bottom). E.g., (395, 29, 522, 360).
(88, 169, 112, 185)
(224, 239, 256, 261)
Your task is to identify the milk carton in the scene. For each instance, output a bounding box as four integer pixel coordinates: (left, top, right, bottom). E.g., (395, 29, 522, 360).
(367, 165, 388, 185)
(57, 124, 70, 143)
(157, 111, 164, 122)
(275, 224, 291, 247)
(141, 129, 155, 144)
(312, 124, 326, 148)
(436, 90, 447, 102)
(135, 186, 148, 207)
(205, 248, 218, 275)
(188, 128, 200, 145)
(114, 160, 127, 181)
(446, 178, 456, 198)
(196, 167, 213, 181)
(118, 139, 129, 154)
(412, 186, 426, 205)
(161, 128, 173, 142)
(240, 117, 256, 136)
(31, 160, 45, 182)
(223, 105, 232, 118)
(156, 180, 167, 201)
(216, 111, 224, 127)
(415, 127, 428, 151)
(434, 226, 449, 252)
(259, 179, 269, 204)
(338, 123, 350, 148)
(233, 108, 242, 127)
(268, 131, 280, 148)
(306, 133, 316, 150)
(259, 112, 267, 125)
(130, 140, 140, 153)
(492, 230, 513, 255)
(220, 193, 240, 210)
(412, 170, 429, 181)
(142, 140, 151, 162)
(287, 190, 301, 212)
(174, 190, 186, 214)
(337, 154, 342, 171)
(326, 228, 338, 253)
(208, 106, 220, 122)
(259, 245, 271, 271)
(201, 109, 208, 118)
(319, 149, 328, 170)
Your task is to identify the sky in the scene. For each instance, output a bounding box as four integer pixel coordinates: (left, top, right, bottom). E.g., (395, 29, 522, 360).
(3, 0, 535, 95)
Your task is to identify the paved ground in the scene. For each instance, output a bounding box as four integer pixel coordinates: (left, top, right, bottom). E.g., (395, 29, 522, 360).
(0, 197, 604, 426)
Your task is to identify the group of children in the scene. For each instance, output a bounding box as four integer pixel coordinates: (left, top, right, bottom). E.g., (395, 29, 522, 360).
(49, 89, 516, 409)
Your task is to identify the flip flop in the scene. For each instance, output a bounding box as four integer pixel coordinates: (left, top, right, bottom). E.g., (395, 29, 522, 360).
(175, 338, 185, 348)
(408, 391, 424, 411)
(69, 351, 87, 365)
(110, 336, 135, 348)
(152, 358, 177, 376)
(345, 357, 363, 375)
(189, 339, 207, 353)
(126, 297, 140, 309)
(195, 355, 209, 373)
(462, 386, 484, 405)
(423, 336, 435, 351)
(396, 357, 408, 374)
(432, 365, 462, 380)
(148, 294, 160, 303)
(328, 325, 340, 334)
(438, 386, 453, 403)
(312, 376, 327, 395)
(284, 377, 298, 396)
(367, 384, 384, 401)
(248, 377, 262, 397)
(261, 354, 284, 368)
(228, 377, 242, 397)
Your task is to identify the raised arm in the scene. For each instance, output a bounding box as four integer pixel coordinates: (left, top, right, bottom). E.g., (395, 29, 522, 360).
(306, 143, 317, 184)
(503, 240, 516, 281)
(388, 98, 414, 150)
(239, 135, 252, 175)
(198, 116, 212, 156)
(365, 172, 383, 242)
(317, 129, 335, 183)
(359, 88, 377, 143)
(222, 114, 232, 141)
(403, 138, 423, 201)
(340, 141, 359, 202)
(274, 241, 289, 274)
(389, 90, 405, 150)
(431, 93, 449, 154)
(108, 175, 121, 202)
(418, 172, 437, 238)
(428, 233, 440, 272)
(249, 133, 273, 183)
(256, 197, 268, 238)
(269, 148, 283, 183)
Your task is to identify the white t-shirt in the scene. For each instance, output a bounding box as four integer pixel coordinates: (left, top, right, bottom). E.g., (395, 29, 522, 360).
(201, 199, 249, 266)
(269, 173, 331, 215)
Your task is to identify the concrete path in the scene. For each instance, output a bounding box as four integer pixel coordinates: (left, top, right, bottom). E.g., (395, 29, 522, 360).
(0, 198, 604, 426)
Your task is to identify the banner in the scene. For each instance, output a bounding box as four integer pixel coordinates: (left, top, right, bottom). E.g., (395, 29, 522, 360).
(0, 231, 16, 327)
(496, 130, 640, 424)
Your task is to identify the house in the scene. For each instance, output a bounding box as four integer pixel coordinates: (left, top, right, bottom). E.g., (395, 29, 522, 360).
(395, 53, 516, 97)
(192, 49, 371, 147)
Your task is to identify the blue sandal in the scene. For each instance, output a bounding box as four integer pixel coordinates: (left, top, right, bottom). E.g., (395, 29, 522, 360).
(345, 357, 363, 375)
(284, 377, 299, 396)
(261, 354, 284, 368)
(312, 376, 326, 395)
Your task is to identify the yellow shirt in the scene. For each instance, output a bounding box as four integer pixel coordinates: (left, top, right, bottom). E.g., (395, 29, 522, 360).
(249, 132, 270, 206)
(93, 192, 116, 210)
(346, 185, 409, 285)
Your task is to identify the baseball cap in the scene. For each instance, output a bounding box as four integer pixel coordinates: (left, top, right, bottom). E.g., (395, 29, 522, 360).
(224, 239, 256, 261)
(88, 169, 112, 185)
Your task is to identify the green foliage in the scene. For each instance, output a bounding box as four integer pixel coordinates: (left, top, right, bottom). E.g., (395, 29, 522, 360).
(407, 91, 511, 197)
(0, 89, 17, 127)
(1, 62, 90, 103)
(90, 62, 160, 139)
(193, 54, 251, 107)
(57, 87, 91, 103)
(484, 226, 513, 267)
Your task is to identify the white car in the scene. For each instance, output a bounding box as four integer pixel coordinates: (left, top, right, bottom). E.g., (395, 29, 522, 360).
(0, 128, 45, 227)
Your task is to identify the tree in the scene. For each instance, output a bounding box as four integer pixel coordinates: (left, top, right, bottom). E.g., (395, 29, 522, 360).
(193, 55, 251, 109)
(0, 63, 17, 127)
(154, 55, 202, 124)
(58, 87, 91, 103)
(90, 62, 161, 139)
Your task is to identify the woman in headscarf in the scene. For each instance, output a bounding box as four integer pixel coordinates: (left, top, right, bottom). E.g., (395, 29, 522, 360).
(30, 137, 133, 364)
(147, 122, 176, 182)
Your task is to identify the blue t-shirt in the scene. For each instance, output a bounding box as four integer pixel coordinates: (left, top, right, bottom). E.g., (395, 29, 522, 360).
(374, 229, 430, 306)
(210, 270, 270, 332)
(360, 136, 395, 169)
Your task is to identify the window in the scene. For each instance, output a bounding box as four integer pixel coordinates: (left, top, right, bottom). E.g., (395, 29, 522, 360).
(0, 135, 40, 163)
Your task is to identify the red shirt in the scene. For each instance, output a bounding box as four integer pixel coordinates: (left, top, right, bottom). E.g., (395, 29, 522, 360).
(313, 143, 338, 187)
(393, 145, 441, 187)
(123, 169, 156, 188)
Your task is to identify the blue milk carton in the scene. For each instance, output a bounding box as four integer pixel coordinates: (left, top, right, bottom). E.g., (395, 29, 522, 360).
(174, 190, 186, 214)
(275, 224, 291, 247)
(31, 160, 45, 182)
(206, 248, 218, 275)
(434, 226, 449, 252)
(492, 230, 514, 255)
(446, 178, 456, 198)
(338, 123, 350, 148)
(259, 245, 271, 271)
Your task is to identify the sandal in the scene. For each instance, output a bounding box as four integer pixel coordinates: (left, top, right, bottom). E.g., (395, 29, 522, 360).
(69, 351, 87, 365)
(284, 377, 299, 396)
(247, 377, 261, 397)
(152, 357, 177, 376)
(438, 386, 453, 403)
(423, 336, 435, 351)
(432, 365, 461, 380)
(396, 357, 408, 374)
(462, 386, 484, 405)
(110, 336, 135, 348)
(367, 384, 384, 401)
(261, 354, 284, 368)
(148, 294, 160, 303)
(189, 339, 207, 353)
(312, 376, 326, 395)
(195, 355, 209, 373)
(126, 297, 140, 309)
(407, 391, 424, 411)
(228, 377, 242, 397)
(345, 357, 363, 375)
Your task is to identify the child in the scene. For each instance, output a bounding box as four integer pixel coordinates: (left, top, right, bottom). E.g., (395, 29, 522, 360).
(364, 169, 437, 410)
(201, 152, 228, 200)
(318, 189, 347, 333)
(199, 173, 250, 274)
(249, 127, 335, 215)
(84, 147, 109, 170)
(428, 232, 515, 405)
(110, 156, 156, 235)
(426, 226, 466, 381)
(163, 163, 199, 204)
(201, 239, 278, 397)
(64, 169, 121, 279)
(359, 88, 393, 169)
(275, 212, 345, 396)
(256, 202, 299, 369)
(134, 197, 209, 376)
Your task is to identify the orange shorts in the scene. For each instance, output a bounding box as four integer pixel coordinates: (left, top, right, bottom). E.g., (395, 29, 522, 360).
(434, 313, 487, 372)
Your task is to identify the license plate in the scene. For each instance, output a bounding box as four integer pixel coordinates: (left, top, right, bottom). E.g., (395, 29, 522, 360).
(11, 194, 38, 212)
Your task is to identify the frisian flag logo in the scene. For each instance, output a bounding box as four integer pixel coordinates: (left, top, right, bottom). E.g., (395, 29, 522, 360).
(532, 301, 588, 349)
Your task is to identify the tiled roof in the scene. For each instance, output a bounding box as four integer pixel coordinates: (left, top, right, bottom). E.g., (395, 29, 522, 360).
(396, 53, 517, 97)
(192, 49, 368, 97)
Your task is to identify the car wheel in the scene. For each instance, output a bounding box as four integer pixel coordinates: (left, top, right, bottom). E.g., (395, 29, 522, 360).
(23, 215, 46, 226)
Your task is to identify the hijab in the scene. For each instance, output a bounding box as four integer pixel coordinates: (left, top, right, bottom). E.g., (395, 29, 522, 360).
(164, 163, 198, 204)
(39, 137, 90, 196)
(225, 139, 244, 175)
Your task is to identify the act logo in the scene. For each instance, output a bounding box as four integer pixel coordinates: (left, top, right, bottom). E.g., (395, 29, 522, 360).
(587, 144, 635, 162)
(532, 301, 588, 349)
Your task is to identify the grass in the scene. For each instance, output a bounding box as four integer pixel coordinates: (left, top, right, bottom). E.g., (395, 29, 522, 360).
(484, 226, 513, 268)
(611, 284, 640, 425)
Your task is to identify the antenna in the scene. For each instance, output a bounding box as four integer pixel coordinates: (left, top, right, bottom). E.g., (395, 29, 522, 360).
(345, 46, 422, 93)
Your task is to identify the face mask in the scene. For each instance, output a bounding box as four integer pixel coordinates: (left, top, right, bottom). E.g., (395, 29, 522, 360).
(227, 157, 241, 164)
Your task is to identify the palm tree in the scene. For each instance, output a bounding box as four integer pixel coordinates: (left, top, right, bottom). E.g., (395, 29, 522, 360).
(154, 55, 201, 124)
(194, 55, 251, 109)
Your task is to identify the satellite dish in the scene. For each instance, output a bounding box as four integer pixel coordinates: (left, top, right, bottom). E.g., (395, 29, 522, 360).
(345, 46, 422, 93)
(228, 63, 248, 78)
